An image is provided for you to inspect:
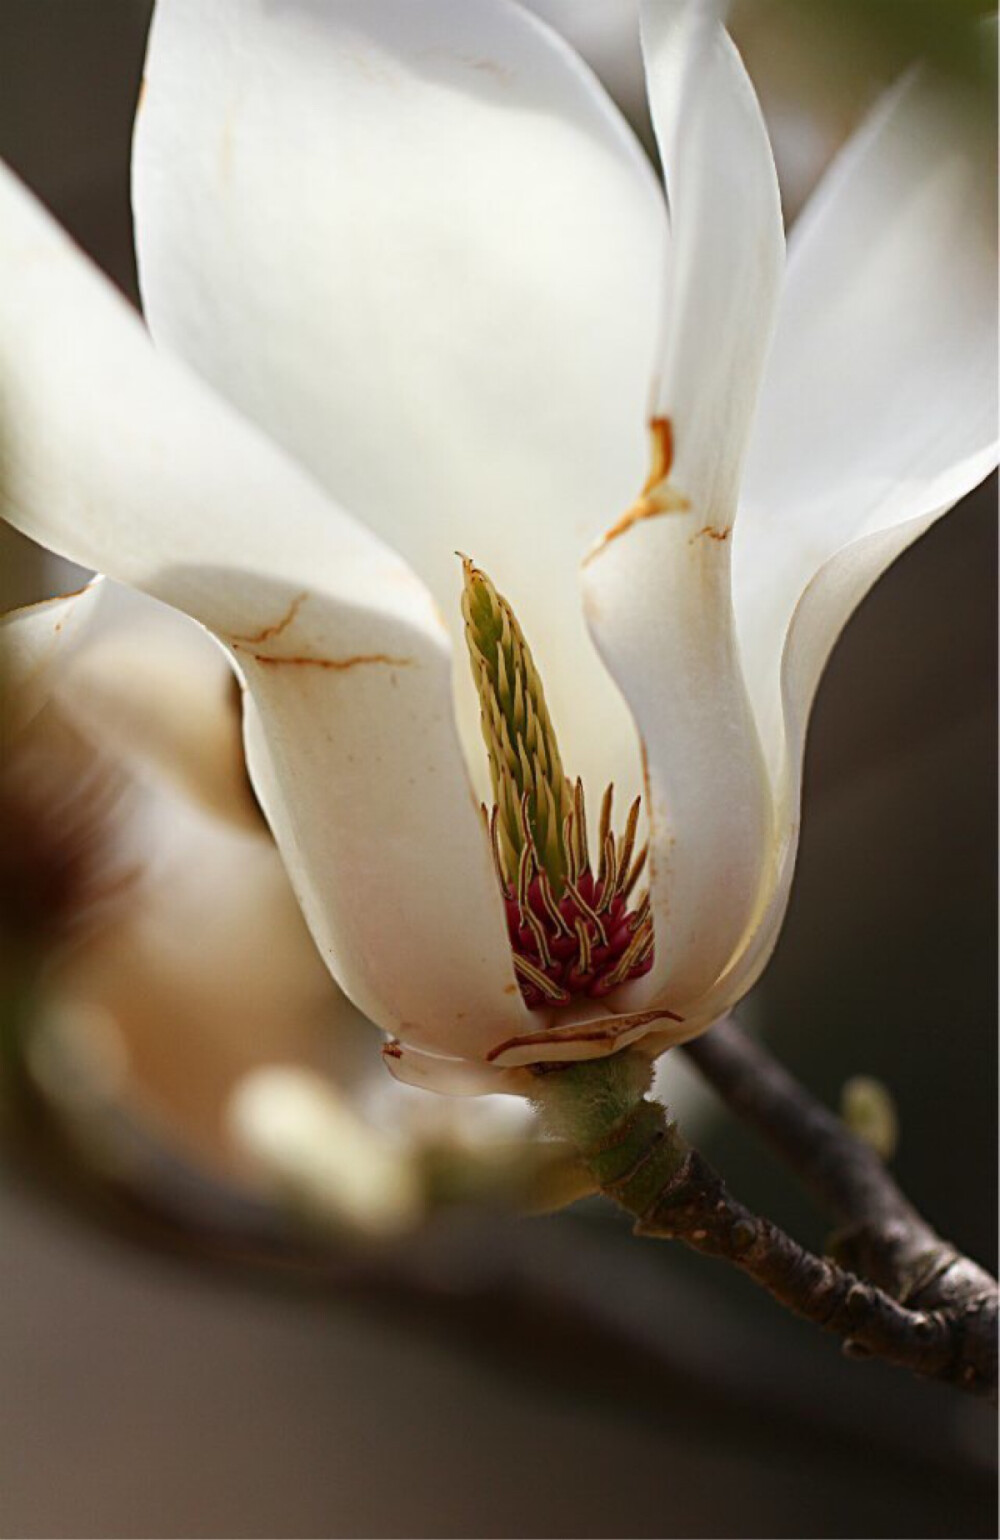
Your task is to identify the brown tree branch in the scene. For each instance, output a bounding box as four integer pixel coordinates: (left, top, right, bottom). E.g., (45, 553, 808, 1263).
(532, 1051, 997, 1401)
(681, 1018, 997, 1327)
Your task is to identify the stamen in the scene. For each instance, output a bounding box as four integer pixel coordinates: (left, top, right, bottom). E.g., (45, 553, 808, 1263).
(536, 869, 572, 937)
(572, 779, 590, 875)
(598, 785, 614, 861)
(621, 842, 648, 902)
(562, 809, 580, 886)
(487, 804, 511, 892)
(617, 796, 642, 890)
(516, 840, 535, 918)
(524, 907, 554, 968)
(596, 832, 618, 913)
(605, 916, 653, 988)
(513, 953, 571, 1004)
(564, 876, 609, 949)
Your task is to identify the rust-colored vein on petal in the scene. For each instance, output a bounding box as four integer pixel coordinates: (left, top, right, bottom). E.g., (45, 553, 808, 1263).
(486, 1007, 682, 1064)
(229, 592, 308, 646)
(226, 597, 411, 671)
(586, 416, 691, 562)
(236, 649, 412, 671)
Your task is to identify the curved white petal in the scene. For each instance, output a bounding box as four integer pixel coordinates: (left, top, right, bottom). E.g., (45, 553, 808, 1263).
(520, 0, 648, 144)
(736, 64, 999, 782)
(133, 0, 668, 819)
(707, 60, 999, 1026)
(641, 0, 785, 519)
(382, 1040, 532, 1098)
(0, 161, 529, 1056)
(582, 2, 783, 1013)
(696, 501, 964, 1027)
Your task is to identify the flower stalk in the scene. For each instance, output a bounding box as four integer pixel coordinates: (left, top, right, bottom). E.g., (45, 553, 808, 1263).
(530, 1049, 998, 1400)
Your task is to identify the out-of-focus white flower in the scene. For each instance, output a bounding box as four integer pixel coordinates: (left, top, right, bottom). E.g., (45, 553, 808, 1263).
(228, 1065, 425, 1237)
(0, 1, 994, 1096)
(2, 585, 558, 1220)
(1, 583, 373, 1176)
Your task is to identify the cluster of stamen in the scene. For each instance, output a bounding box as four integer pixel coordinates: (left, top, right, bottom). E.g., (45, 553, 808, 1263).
(462, 558, 654, 1010)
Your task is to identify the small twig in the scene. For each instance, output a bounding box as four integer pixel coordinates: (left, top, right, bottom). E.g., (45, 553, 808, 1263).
(683, 1018, 997, 1368)
(531, 1052, 997, 1400)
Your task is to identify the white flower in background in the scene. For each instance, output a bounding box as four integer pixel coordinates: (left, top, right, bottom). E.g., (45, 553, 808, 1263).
(1, 581, 372, 1175)
(2, 585, 545, 1224)
(0, 0, 994, 1097)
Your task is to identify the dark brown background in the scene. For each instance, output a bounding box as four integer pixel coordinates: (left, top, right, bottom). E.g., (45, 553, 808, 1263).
(0, 3, 996, 1535)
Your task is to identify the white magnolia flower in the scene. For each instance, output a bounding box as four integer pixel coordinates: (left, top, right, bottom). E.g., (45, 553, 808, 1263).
(0, 0, 994, 1097)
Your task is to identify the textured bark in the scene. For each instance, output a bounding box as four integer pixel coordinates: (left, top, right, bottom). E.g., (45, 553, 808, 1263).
(533, 1044, 997, 1401)
(683, 1019, 997, 1391)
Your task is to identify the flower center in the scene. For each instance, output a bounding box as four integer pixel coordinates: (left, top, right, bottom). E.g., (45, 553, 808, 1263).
(461, 558, 654, 1010)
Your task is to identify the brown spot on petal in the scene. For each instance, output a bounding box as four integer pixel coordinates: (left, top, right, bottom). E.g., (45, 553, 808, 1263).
(691, 524, 731, 544)
(460, 54, 511, 80)
(646, 416, 674, 487)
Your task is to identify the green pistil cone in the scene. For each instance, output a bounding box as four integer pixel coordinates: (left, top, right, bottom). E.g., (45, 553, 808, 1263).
(461, 558, 573, 894)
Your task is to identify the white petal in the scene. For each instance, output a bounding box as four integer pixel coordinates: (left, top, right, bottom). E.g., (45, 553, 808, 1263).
(382, 1040, 532, 1098)
(582, 3, 783, 1013)
(695, 503, 961, 1027)
(736, 64, 999, 781)
(133, 0, 668, 818)
(712, 62, 998, 1023)
(235, 629, 532, 1060)
(640, 0, 785, 519)
(519, 0, 649, 144)
(0, 161, 528, 1056)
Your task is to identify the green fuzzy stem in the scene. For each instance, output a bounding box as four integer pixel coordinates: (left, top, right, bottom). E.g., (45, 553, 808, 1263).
(529, 1054, 689, 1219)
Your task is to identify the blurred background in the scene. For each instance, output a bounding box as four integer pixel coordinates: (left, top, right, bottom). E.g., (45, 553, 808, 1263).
(0, 2, 996, 1536)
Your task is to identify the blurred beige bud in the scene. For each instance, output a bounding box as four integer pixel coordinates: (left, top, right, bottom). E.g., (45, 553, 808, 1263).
(841, 1074, 899, 1161)
(227, 1065, 424, 1238)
